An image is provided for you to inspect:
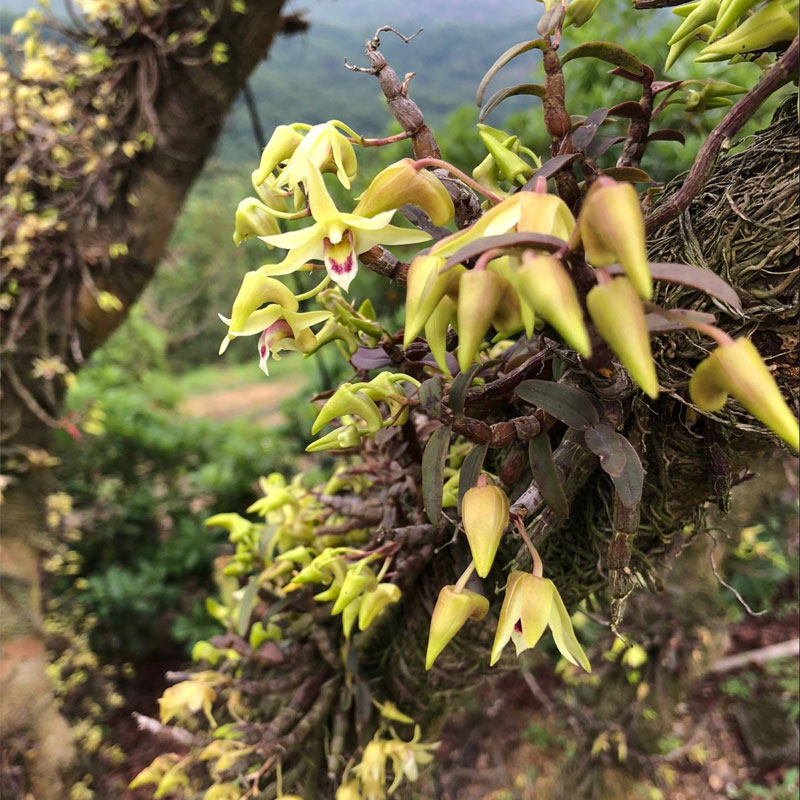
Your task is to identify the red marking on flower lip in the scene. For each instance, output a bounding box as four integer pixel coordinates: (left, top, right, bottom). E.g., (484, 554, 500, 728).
(323, 232, 356, 275)
(514, 619, 523, 633)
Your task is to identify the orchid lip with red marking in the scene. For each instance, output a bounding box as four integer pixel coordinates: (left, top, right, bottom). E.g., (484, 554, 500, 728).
(323, 230, 357, 291)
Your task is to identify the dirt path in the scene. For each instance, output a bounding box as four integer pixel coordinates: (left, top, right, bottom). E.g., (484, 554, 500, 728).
(180, 378, 301, 426)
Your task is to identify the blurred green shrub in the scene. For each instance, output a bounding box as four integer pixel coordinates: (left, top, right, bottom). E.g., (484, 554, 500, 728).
(53, 313, 295, 659)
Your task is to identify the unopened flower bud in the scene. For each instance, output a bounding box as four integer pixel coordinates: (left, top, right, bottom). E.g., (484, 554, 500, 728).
(579, 177, 652, 300)
(354, 160, 455, 226)
(358, 583, 402, 630)
(461, 484, 510, 578)
(233, 198, 281, 245)
(424, 296, 458, 375)
(305, 423, 362, 453)
(404, 256, 464, 347)
(565, 0, 604, 27)
(517, 254, 592, 357)
(312, 384, 384, 435)
(478, 131, 534, 185)
(689, 338, 799, 450)
(426, 585, 489, 670)
(456, 270, 508, 373)
(586, 277, 659, 398)
(331, 566, 378, 615)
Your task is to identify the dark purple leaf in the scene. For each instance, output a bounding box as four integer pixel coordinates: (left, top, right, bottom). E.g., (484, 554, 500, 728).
(449, 361, 486, 415)
(584, 424, 643, 506)
(648, 128, 686, 145)
(442, 232, 567, 271)
(607, 67, 646, 84)
(585, 135, 625, 159)
(458, 443, 489, 513)
(608, 101, 648, 120)
(418, 376, 444, 419)
(646, 310, 716, 333)
(573, 107, 609, 151)
(528, 433, 569, 519)
(515, 380, 600, 430)
(651, 79, 685, 95)
(351, 347, 393, 370)
(422, 425, 452, 526)
(561, 42, 644, 75)
(479, 83, 547, 123)
(607, 262, 742, 312)
(601, 166, 652, 183)
(523, 153, 580, 186)
(420, 352, 459, 374)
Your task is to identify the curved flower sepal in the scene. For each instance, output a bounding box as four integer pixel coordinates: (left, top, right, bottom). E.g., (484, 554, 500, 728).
(517, 254, 592, 357)
(425, 585, 490, 670)
(490, 571, 591, 671)
(305, 318, 361, 358)
(233, 197, 282, 245)
(354, 372, 420, 427)
(354, 159, 455, 226)
(304, 422, 362, 453)
(578, 178, 652, 300)
(456, 269, 508, 373)
(461, 484, 510, 578)
(358, 583, 402, 631)
(403, 255, 464, 347)
(689, 338, 799, 450)
(424, 295, 458, 376)
(487, 256, 536, 337)
(260, 161, 430, 291)
(478, 130, 536, 186)
(256, 308, 331, 375)
(586, 277, 659, 398)
(311, 383, 384, 435)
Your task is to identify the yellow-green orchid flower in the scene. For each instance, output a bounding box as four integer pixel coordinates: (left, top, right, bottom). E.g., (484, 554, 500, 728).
(217, 303, 330, 374)
(259, 161, 431, 292)
(490, 570, 591, 671)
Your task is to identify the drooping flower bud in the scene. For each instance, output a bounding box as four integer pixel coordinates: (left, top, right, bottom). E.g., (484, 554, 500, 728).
(312, 383, 384, 436)
(425, 585, 489, 670)
(490, 571, 591, 671)
(565, 0, 604, 27)
(478, 131, 535, 186)
(341, 595, 362, 639)
(331, 565, 378, 615)
(491, 281, 525, 341)
(358, 583, 402, 630)
(253, 125, 304, 187)
(578, 177, 652, 300)
(456, 270, 507, 373)
(689, 338, 799, 450)
(517, 192, 577, 242)
(354, 160, 455, 226)
(404, 256, 464, 347)
(461, 484, 510, 578)
(517, 254, 592, 357)
(586, 277, 659, 398)
(233, 198, 281, 245)
(304, 423, 362, 453)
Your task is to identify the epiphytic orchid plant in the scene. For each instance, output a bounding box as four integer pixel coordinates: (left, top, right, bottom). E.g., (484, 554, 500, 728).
(139, 5, 799, 798)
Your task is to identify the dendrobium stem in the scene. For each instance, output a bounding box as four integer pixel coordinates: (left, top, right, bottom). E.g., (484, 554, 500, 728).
(411, 158, 504, 204)
(356, 131, 415, 147)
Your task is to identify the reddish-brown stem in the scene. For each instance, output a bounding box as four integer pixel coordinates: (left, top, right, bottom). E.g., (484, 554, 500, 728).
(645, 36, 798, 235)
(412, 158, 504, 204)
(356, 131, 414, 147)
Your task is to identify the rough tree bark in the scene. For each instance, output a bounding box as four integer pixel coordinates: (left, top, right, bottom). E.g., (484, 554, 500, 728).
(0, 4, 289, 797)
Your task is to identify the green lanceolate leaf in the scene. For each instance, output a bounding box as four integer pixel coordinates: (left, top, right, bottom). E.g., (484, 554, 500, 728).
(476, 39, 548, 107)
(479, 83, 547, 123)
(561, 41, 644, 75)
(422, 425, 452, 525)
(458, 442, 489, 513)
(449, 361, 488, 415)
(528, 433, 569, 519)
(601, 167, 652, 183)
(516, 379, 600, 430)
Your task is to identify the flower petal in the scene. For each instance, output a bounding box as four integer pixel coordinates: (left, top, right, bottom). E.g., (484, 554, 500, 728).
(324, 232, 358, 292)
(546, 579, 591, 672)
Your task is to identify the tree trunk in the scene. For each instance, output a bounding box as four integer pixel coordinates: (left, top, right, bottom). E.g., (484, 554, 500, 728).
(0, 4, 288, 796)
